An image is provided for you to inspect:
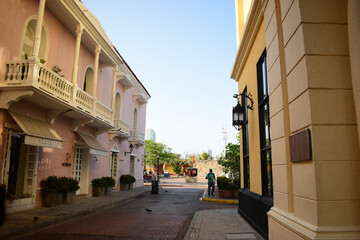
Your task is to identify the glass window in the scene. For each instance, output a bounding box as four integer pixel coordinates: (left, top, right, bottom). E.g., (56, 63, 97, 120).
(242, 88, 250, 189)
(257, 50, 273, 198)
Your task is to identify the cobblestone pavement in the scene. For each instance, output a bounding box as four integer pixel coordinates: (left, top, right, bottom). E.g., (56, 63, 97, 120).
(13, 180, 236, 240)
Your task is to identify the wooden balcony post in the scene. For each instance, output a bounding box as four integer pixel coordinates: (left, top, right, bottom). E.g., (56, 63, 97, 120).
(32, 0, 46, 58)
(71, 23, 84, 86)
(111, 65, 117, 122)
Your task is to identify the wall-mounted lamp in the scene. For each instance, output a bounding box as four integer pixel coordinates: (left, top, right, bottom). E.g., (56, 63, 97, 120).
(232, 93, 254, 130)
(124, 144, 134, 156)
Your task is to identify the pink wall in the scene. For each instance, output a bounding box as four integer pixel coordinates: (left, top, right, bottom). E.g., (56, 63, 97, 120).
(0, 0, 38, 79)
(0, 0, 148, 207)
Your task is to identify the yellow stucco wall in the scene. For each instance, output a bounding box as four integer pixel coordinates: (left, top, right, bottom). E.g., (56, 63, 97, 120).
(237, 21, 265, 195)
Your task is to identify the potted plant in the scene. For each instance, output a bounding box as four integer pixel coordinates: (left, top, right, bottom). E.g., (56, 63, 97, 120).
(217, 176, 234, 198)
(91, 178, 105, 197)
(102, 177, 115, 195)
(41, 176, 64, 207)
(128, 175, 136, 190)
(60, 177, 79, 204)
(233, 177, 240, 198)
(119, 175, 129, 191)
(120, 174, 136, 190)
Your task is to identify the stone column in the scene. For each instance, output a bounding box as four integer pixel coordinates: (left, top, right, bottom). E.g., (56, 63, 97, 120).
(348, 0, 360, 150)
(72, 23, 84, 86)
(92, 45, 101, 98)
(111, 65, 117, 122)
(31, 0, 46, 57)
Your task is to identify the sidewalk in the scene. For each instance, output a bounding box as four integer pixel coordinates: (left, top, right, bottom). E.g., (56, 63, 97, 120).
(0, 186, 151, 239)
(184, 209, 264, 240)
(202, 188, 239, 205)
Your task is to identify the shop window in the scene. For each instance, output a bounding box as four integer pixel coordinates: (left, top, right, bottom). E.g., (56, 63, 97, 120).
(257, 50, 273, 198)
(242, 88, 250, 189)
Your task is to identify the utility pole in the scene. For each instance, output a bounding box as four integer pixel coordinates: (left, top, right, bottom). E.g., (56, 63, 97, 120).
(222, 125, 228, 154)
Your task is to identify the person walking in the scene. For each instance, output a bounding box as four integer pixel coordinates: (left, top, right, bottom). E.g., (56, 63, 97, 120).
(206, 169, 216, 197)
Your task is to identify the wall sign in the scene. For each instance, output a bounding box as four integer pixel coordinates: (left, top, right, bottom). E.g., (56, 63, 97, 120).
(289, 129, 312, 162)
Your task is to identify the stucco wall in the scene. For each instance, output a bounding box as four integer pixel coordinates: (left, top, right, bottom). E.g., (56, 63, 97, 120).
(237, 21, 266, 195)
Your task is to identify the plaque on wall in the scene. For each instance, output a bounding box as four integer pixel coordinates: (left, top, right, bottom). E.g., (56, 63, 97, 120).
(289, 129, 312, 162)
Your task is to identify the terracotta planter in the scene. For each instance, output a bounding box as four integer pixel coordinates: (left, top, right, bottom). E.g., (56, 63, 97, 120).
(92, 186, 105, 197)
(104, 186, 113, 195)
(233, 189, 239, 199)
(218, 189, 234, 198)
(62, 191, 76, 204)
(42, 192, 63, 207)
(120, 183, 128, 191)
(128, 183, 134, 190)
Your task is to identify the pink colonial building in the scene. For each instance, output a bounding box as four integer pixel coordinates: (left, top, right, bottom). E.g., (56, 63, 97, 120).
(0, 0, 150, 212)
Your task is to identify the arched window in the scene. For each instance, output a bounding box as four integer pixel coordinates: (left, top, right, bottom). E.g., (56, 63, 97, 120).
(83, 67, 94, 95)
(21, 18, 48, 61)
(114, 93, 121, 119)
(133, 108, 138, 130)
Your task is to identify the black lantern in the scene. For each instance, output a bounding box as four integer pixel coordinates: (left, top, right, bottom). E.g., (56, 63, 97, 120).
(232, 101, 244, 130)
(124, 144, 134, 156)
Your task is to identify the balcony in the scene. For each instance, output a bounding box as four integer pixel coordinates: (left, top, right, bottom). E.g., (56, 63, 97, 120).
(108, 118, 130, 140)
(1, 59, 113, 129)
(129, 130, 145, 145)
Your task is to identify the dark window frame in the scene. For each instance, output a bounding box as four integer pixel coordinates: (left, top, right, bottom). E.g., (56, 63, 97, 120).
(257, 50, 273, 198)
(242, 87, 250, 189)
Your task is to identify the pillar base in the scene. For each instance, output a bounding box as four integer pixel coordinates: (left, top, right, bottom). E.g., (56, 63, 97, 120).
(268, 208, 360, 240)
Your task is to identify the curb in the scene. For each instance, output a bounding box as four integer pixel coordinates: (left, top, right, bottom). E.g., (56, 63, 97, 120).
(201, 189, 238, 205)
(143, 183, 184, 187)
(183, 211, 201, 240)
(2, 189, 150, 240)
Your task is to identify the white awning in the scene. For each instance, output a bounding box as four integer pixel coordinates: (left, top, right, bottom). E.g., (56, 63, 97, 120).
(10, 112, 63, 149)
(77, 132, 107, 157)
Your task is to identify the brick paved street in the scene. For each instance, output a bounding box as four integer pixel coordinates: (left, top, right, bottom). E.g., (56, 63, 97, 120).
(13, 179, 236, 240)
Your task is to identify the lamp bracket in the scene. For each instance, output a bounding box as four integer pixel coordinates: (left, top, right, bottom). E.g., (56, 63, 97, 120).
(233, 92, 254, 110)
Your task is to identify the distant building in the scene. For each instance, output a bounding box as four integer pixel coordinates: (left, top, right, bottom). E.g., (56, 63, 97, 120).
(145, 128, 156, 141)
(207, 149, 213, 157)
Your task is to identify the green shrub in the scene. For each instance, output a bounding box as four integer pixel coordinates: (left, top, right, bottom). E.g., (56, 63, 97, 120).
(128, 175, 136, 183)
(41, 176, 63, 193)
(217, 176, 232, 190)
(91, 178, 106, 188)
(60, 177, 79, 192)
(233, 177, 240, 190)
(120, 174, 136, 184)
(101, 177, 116, 187)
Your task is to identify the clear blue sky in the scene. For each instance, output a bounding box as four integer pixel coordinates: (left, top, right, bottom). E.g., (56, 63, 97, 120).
(84, 0, 239, 157)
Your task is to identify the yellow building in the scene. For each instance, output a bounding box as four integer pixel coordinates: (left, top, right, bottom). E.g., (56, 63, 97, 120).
(231, 0, 360, 239)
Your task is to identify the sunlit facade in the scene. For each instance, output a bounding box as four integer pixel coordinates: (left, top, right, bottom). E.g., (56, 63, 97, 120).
(0, 0, 150, 212)
(232, 0, 360, 239)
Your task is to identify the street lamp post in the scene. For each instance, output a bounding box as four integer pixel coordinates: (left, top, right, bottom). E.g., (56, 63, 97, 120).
(157, 153, 160, 181)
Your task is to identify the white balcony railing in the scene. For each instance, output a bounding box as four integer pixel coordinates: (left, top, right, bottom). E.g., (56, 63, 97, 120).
(114, 119, 129, 132)
(130, 130, 145, 145)
(3, 59, 113, 125)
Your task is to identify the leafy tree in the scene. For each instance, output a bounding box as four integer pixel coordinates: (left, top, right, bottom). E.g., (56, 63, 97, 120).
(218, 141, 240, 179)
(201, 152, 210, 160)
(144, 140, 175, 165)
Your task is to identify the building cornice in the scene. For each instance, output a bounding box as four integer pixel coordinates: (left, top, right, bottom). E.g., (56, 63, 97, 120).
(62, 0, 122, 66)
(231, 0, 264, 81)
